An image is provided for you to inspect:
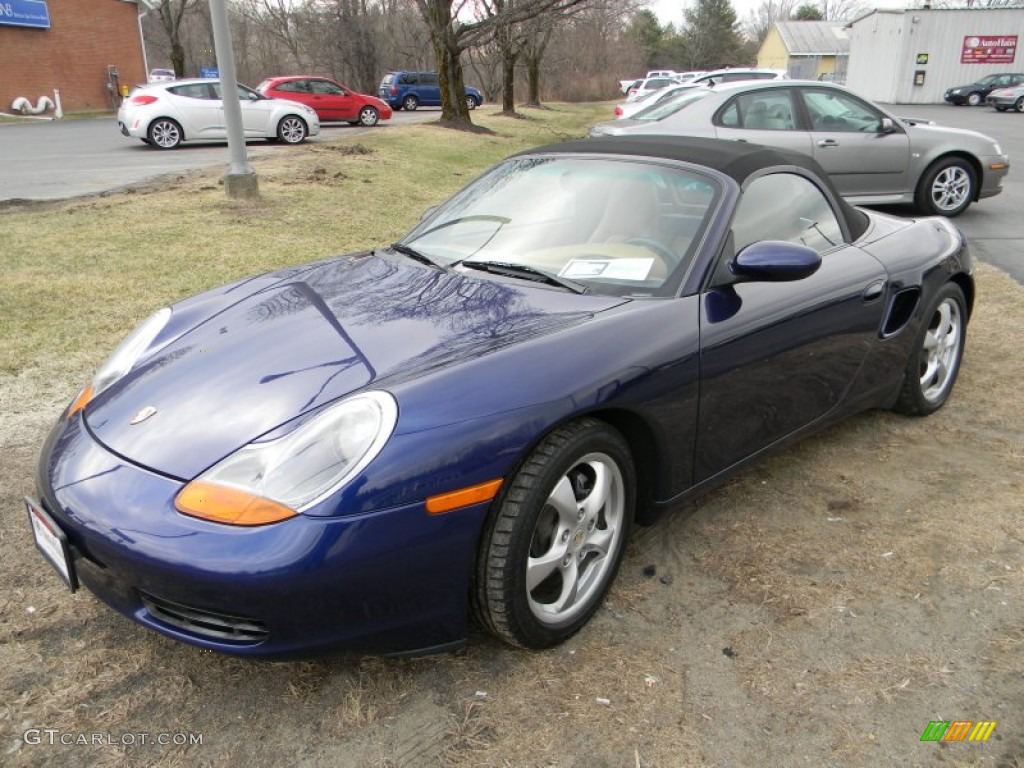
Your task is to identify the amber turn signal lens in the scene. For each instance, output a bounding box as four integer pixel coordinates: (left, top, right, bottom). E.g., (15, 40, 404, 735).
(175, 481, 298, 526)
(67, 384, 94, 419)
(425, 478, 503, 515)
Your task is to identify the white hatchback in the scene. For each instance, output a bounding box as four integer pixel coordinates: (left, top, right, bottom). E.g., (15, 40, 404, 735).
(118, 79, 320, 150)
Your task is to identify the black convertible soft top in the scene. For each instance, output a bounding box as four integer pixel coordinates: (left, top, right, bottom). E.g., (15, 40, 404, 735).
(524, 135, 870, 242)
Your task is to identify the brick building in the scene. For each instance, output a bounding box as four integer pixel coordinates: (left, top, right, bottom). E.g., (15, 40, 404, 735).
(0, 0, 145, 115)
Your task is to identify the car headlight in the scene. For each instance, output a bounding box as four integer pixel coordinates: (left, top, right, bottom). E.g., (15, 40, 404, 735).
(68, 307, 171, 418)
(175, 391, 398, 526)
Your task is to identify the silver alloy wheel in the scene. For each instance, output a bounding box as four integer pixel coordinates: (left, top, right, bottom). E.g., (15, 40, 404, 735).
(466, 96, 477, 110)
(919, 297, 963, 403)
(358, 106, 379, 126)
(526, 452, 626, 628)
(150, 119, 181, 149)
(1016, 97, 1024, 113)
(278, 116, 307, 144)
(929, 165, 971, 213)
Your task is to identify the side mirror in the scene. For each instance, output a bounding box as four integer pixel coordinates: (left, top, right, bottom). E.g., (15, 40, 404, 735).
(880, 117, 895, 133)
(730, 240, 822, 282)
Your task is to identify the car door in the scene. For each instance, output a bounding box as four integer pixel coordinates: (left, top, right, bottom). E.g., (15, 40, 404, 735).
(216, 82, 275, 137)
(166, 82, 224, 138)
(798, 87, 911, 198)
(712, 87, 813, 156)
(309, 79, 353, 121)
(694, 171, 887, 482)
(419, 73, 441, 106)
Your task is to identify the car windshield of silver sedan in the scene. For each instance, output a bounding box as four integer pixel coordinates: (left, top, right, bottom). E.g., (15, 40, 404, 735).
(632, 87, 712, 121)
(396, 156, 720, 296)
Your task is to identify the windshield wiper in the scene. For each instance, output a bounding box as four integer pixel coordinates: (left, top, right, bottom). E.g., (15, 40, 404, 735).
(460, 260, 587, 294)
(389, 242, 447, 271)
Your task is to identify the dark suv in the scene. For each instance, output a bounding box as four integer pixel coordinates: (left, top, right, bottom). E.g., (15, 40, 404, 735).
(378, 71, 483, 111)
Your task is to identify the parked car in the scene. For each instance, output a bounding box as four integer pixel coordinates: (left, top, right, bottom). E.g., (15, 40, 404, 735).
(256, 76, 392, 126)
(944, 73, 1024, 106)
(619, 78, 642, 94)
(986, 83, 1024, 112)
(147, 68, 176, 84)
(616, 83, 702, 119)
(378, 71, 482, 111)
(625, 76, 677, 102)
(690, 68, 787, 87)
(118, 79, 320, 149)
(590, 80, 1008, 217)
(27, 135, 973, 657)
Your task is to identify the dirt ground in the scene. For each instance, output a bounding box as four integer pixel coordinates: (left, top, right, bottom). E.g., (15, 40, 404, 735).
(2, 219, 1023, 763)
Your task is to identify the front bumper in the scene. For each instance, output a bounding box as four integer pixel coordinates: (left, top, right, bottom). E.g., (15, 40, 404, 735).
(33, 414, 487, 656)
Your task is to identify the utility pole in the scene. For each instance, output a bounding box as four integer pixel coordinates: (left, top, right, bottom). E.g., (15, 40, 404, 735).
(208, 0, 259, 198)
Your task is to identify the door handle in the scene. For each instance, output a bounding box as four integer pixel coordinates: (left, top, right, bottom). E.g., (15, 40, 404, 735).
(862, 279, 885, 302)
(817, 138, 840, 148)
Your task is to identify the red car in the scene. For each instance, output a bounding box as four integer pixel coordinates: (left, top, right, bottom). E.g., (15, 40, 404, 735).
(255, 76, 392, 126)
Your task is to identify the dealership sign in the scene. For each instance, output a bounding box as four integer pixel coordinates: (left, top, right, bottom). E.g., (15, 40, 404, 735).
(0, 0, 50, 29)
(961, 35, 1018, 64)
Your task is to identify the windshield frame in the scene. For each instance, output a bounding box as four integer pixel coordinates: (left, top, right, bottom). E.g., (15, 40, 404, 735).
(396, 152, 726, 299)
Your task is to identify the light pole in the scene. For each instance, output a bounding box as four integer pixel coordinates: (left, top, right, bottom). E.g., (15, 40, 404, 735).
(208, 0, 259, 198)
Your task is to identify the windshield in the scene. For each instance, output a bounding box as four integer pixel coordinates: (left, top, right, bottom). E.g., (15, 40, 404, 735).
(397, 155, 720, 297)
(633, 88, 712, 121)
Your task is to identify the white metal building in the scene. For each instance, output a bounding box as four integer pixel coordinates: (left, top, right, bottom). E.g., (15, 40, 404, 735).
(846, 7, 1024, 104)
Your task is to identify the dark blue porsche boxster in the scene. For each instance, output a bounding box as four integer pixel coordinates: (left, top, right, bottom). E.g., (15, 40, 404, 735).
(27, 137, 973, 656)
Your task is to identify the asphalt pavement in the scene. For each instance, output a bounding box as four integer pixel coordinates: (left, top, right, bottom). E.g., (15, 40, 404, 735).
(0, 110, 434, 202)
(1, 102, 1021, 283)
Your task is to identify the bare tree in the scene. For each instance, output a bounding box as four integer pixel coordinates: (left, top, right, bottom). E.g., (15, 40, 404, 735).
(153, 0, 203, 77)
(743, 0, 796, 45)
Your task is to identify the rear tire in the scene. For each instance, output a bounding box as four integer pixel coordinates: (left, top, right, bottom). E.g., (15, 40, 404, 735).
(402, 95, 418, 111)
(892, 282, 967, 416)
(1016, 96, 1024, 113)
(147, 118, 182, 149)
(472, 418, 635, 649)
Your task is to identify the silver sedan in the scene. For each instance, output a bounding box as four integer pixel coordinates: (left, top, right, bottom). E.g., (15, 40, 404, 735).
(590, 80, 1009, 217)
(989, 85, 1024, 113)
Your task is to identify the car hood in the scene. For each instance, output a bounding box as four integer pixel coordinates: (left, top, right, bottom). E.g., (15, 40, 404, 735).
(906, 122, 1001, 149)
(84, 253, 625, 480)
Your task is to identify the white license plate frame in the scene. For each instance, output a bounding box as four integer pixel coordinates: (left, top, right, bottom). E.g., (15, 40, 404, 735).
(25, 496, 78, 592)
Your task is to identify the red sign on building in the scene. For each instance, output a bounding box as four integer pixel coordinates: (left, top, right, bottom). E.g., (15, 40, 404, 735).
(961, 35, 1018, 64)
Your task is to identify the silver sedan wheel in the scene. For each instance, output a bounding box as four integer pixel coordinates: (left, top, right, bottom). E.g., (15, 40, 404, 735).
(526, 452, 626, 628)
(920, 297, 963, 404)
(277, 116, 307, 144)
(929, 165, 971, 213)
(1016, 97, 1024, 113)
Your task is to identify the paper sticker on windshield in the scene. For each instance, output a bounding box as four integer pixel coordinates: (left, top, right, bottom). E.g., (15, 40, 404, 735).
(559, 258, 654, 281)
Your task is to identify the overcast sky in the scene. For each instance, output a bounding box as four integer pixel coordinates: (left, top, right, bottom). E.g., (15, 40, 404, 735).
(648, 0, 915, 27)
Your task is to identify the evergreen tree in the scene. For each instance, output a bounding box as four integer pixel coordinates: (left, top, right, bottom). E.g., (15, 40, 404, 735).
(680, 0, 745, 70)
(792, 4, 824, 19)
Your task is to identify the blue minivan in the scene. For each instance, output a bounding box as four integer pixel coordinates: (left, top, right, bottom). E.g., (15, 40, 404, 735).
(378, 71, 483, 111)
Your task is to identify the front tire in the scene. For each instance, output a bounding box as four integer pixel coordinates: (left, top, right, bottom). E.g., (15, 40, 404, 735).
(893, 282, 967, 416)
(276, 116, 308, 144)
(1015, 96, 1024, 113)
(473, 419, 635, 649)
(147, 118, 182, 149)
(966, 92, 983, 106)
(915, 157, 975, 217)
(358, 106, 379, 126)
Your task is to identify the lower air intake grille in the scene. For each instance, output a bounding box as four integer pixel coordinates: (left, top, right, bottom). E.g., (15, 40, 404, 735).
(141, 592, 268, 644)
